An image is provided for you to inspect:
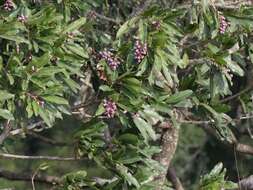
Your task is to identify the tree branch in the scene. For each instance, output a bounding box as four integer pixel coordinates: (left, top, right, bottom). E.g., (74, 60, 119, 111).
(177, 0, 253, 10)
(179, 113, 253, 125)
(0, 153, 84, 161)
(0, 169, 60, 185)
(10, 121, 44, 136)
(0, 121, 11, 145)
(178, 114, 253, 156)
(167, 167, 184, 190)
(214, 1, 253, 10)
(94, 12, 120, 24)
(154, 125, 179, 190)
(239, 175, 253, 190)
(26, 131, 69, 146)
(220, 86, 252, 103)
(236, 143, 253, 155)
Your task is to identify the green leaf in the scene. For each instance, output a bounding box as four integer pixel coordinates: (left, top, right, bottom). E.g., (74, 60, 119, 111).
(32, 101, 39, 116)
(0, 109, 14, 120)
(38, 107, 52, 127)
(165, 90, 193, 104)
(116, 164, 140, 188)
(0, 56, 3, 71)
(0, 35, 29, 44)
(118, 134, 139, 145)
(65, 43, 89, 58)
(62, 17, 86, 34)
(7, 73, 14, 85)
(199, 163, 238, 190)
(26, 100, 33, 118)
(63, 77, 80, 93)
(42, 96, 68, 105)
(33, 53, 50, 68)
(95, 103, 105, 116)
(99, 85, 113, 92)
(141, 106, 163, 125)
(64, 170, 87, 182)
(201, 0, 209, 13)
(226, 61, 244, 77)
(0, 91, 14, 102)
(35, 67, 64, 77)
(116, 17, 138, 38)
(133, 116, 156, 142)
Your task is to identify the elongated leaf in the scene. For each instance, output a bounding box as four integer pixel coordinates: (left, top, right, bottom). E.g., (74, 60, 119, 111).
(226, 61, 244, 77)
(34, 53, 50, 68)
(65, 43, 89, 58)
(0, 35, 29, 44)
(116, 164, 140, 188)
(0, 91, 14, 101)
(38, 107, 52, 127)
(42, 96, 68, 105)
(133, 116, 156, 141)
(116, 17, 138, 38)
(62, 17, 86, 34)
(0, 109, 14, 120)
(166, 90, 193, 104)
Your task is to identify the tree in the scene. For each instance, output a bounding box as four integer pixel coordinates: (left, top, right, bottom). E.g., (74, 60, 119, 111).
(0, 0, 253, 189)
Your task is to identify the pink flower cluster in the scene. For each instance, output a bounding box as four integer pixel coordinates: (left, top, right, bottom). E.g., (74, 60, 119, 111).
(3, 0, 14, 11)
(103, 99, 117, 118)
(18, 15, 28, 23)
(152, 20, 161, 30)
(99, 50, 120, 70)
(134, 40, 147, 63)
(219, 15, 229, 34)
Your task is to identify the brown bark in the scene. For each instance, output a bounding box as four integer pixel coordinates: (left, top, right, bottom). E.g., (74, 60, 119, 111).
(0, 121, 11, 145)
(154, 126, 180, 190)
(239, 175, 253, 190)
(167, 167, 184, 190)
(235, 143, 253, 155)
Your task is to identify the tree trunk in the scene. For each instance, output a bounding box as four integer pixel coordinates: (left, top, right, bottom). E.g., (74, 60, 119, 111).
(154, 126, 180, 190)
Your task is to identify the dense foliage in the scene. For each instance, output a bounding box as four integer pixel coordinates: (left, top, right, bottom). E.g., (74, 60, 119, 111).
(1, 0, 253, 189)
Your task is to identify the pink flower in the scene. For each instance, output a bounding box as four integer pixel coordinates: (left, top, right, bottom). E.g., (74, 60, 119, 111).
(18, 15, 28, 23)
(152, 20, 161, 30)
(3, 0, 14, 11)
(99, 50, 120, 70)
(219, 15, 229, 34)
(103, 99, 117, 118)
(134, 40, 147, 63)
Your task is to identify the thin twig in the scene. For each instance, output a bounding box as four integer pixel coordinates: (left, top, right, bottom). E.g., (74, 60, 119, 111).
(94, 12, 120, 24)
(220, 86, 252, 103)
(179, 113, 253, 125)
(26, 131, 68, 146)
(10, 121, 44, 136)
(32, 167, 40, 190)
(180, 113, 253, 156)
(234, 145, 242, 190)
(0, 153, 85, 161)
